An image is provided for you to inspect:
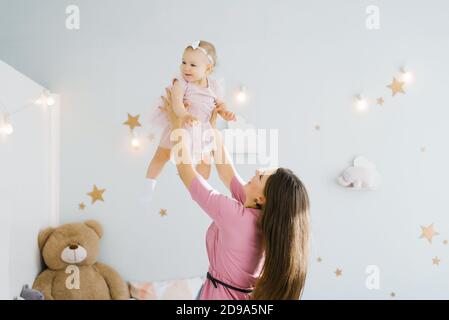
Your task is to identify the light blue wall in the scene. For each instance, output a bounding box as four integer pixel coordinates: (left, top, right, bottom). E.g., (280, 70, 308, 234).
(1, 0, 449, 299)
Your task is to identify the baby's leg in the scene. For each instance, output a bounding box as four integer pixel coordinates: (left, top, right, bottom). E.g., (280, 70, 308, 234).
(146, 147, 171, 179)
(195, 152, 212, 180)
(140, 147, 171, 206)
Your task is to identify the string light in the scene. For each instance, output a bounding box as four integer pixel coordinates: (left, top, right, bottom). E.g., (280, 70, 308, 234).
(235, 85, 247, 104)
(0, 89, 56, 139)
(131, 131, 140, 149)
(46, 95, 55, 106)
(34, 90, 55, 106)
(34, 96, 43, 105)
(399, 67, 415, 84)
(0, 113, 13, 135)
(354, 95, 369, 112)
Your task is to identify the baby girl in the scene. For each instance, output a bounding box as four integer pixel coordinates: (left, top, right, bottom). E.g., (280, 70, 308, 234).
(141, 40, 235, 204)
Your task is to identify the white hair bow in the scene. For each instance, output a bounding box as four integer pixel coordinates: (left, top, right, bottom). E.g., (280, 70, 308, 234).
(187, 40, 214, 65)
(189, 40, 201, 50)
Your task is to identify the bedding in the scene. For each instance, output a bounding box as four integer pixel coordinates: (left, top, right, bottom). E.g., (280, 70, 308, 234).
(129, 276, 205, 300)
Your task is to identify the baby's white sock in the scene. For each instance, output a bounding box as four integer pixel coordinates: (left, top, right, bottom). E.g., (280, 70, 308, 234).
(140, 178, 157, 205)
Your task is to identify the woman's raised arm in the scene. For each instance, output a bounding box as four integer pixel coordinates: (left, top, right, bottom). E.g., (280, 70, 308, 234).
(210, 102, 238, 190)
(161, 90, 242, 226)
(161, 90, 197, 189)
(162, 90, 238, 191)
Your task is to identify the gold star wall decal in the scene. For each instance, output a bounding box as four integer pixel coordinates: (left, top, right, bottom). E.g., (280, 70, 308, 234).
(443, 240, 448, 245)
(387, 77, 405, 96)
(432, 257, 441, 266)
(159, 209, 168, 217)
(335, 268, 343, 277)
(317, 257, 322, 263)
(376, 97, 384, 106)
(420, 223, 439, 243)
(87, 185, 106, 204)
(78, 202, 86, 210)
(123, 113, 141, 130)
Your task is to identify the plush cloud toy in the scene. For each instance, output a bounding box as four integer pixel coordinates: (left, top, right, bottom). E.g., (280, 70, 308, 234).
(337, 156, 381, 190)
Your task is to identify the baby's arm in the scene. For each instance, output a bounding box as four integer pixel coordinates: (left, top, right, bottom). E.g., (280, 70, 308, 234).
(171, 80, 198, 126)
(216, 100, 236, 122)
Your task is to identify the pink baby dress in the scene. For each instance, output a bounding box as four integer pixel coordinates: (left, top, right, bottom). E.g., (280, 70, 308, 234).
(148, 75, 223, 162)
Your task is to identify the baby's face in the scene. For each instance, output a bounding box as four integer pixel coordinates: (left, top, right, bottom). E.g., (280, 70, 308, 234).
(180, 48, 212, 82)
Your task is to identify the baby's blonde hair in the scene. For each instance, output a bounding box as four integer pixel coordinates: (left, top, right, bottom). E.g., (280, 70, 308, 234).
(186, 40, 217, 68)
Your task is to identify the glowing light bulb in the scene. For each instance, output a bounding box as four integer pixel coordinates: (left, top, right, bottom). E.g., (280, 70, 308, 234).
(235, 86, 247, 104)
(354, 96, 369, 112)
(35, 90, 55, 106)
(46, 96, 55, 106)
(0, 114, 13, 135)
(2, 122, 13, 135)
(400, 70, 415, 84)
(131, 134, 140, 149)
(35, 95, 44, 105)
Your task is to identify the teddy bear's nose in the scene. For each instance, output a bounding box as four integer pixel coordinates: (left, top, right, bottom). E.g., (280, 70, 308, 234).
(69, 244, 78, 250)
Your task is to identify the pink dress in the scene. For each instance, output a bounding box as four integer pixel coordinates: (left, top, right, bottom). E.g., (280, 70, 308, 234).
(189, 174, 265, 300)
(148, 76, 223, 162)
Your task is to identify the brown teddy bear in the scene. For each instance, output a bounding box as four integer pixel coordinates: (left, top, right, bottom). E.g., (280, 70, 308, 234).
(33, 220, 130, 300)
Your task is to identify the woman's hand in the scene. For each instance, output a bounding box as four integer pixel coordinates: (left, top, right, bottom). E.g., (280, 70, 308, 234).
(160, 88, 182, 129)
(181, 113, 199, 127)
(210, 102, 234, 128)
(161, 89, 198, 128)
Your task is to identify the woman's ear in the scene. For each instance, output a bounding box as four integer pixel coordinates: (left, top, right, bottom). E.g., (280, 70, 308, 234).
(85, 220, 103, 238)
(257, 195, 266, 206)
(38, 227, 55, 252)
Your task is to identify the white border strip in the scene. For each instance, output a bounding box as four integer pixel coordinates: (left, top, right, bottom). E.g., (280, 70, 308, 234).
(49, 94, 60, 226)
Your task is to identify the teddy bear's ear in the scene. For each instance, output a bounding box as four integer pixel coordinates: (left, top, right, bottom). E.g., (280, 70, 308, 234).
(38, 227, 55, 251)
(85, 220, 103, 238)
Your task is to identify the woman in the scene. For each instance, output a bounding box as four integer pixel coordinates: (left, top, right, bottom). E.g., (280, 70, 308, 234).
(161, 88, 310, 300)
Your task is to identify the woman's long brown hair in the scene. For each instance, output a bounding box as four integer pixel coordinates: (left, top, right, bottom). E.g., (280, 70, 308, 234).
(250, 168, 310, 300)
